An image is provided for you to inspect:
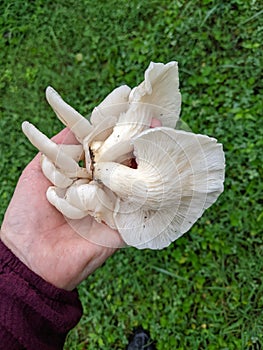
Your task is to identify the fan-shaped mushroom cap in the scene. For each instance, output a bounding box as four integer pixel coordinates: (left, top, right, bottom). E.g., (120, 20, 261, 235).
(92, 61, 181, 163)
(94, 127, 225, 249)
(90, 85, 131, 125)
(127, 61, 181, 128)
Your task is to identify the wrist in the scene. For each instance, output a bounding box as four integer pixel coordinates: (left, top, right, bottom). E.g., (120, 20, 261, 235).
(0, 228, 52, 290)
(0, 228, 30, 269)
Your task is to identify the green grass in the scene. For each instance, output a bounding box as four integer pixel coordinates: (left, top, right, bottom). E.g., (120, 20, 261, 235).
(1, 0, 262, 349)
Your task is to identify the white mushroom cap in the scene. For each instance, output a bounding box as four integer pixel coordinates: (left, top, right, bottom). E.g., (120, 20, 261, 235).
(90, 85, 131, 126)
(94, 127, 225, 249)
(92, 61, 181, 163)
(127, 61, 181, 128)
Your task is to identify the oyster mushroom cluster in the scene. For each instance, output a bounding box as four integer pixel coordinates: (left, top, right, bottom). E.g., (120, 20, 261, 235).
(22, 61, 225, 249)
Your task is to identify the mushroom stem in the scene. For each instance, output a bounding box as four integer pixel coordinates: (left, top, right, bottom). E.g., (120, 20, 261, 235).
(41, 156, 74, 188)
(94, 162, 148, 202)
(46, 86, 92, 142)
(22, 121, 81, 175)
(95, 111, 151, 159)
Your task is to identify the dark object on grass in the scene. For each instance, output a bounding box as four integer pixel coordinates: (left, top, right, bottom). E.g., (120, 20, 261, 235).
(126, 327, 156, 350)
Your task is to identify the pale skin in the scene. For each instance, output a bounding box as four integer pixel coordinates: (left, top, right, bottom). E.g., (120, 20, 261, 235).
(0, 128, 124, 291)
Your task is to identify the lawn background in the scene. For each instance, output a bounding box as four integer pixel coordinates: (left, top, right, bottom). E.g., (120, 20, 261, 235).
(0, 0, 262, 349)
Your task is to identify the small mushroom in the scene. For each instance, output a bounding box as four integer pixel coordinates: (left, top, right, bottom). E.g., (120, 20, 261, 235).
(22, 121, 80, 174)
(22, 121, 89, 186)
(41, 144, 85, 188)
(46, 186, 87, 219)
(46, 86, 92, 142)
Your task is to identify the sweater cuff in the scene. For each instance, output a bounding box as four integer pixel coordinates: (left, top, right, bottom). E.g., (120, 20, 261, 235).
(0, 239, 83, 350)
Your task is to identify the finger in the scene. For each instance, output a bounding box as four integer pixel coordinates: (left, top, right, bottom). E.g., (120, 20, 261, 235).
(66, 216, 126, 249)
(150, 118, 162, 128)
(51, 127, 79, 145)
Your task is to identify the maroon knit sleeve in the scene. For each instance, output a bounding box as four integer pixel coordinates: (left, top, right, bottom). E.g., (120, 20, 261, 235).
(0, 240, 83, 350)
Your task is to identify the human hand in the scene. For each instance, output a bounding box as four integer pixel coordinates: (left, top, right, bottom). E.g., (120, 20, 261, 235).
(0, 128, 123, 291)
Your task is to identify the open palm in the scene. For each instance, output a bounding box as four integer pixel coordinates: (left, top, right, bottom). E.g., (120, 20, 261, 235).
(0, 128, 123, 290)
